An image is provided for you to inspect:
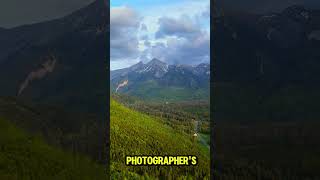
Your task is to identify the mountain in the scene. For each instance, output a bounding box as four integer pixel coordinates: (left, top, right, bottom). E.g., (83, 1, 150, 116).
(214, 5, 320, 84)
(0, 0, 108, 115)
(0, 0, 108, 174)
(111, 59, 210, 101)
(212, 5, 320, 120)
(213, 6, 320, 179)
(213, 5, 320, 120)
(142, 58, 169, 78)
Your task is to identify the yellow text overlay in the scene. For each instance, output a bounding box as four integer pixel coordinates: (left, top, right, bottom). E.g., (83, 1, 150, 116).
(125, 155, 197, 166)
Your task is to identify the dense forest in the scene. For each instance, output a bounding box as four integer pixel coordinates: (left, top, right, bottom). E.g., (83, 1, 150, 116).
(112, 93, 210, 135)
(0, 98, 106, 179)
(0, 97, 107, 178)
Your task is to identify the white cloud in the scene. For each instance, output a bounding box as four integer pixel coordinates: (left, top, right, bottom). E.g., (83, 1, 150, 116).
(155, 15, 201, 39)
(110, 6, 141, 61)
(110, 1, 210, 70)
(149, 31, 210, 65)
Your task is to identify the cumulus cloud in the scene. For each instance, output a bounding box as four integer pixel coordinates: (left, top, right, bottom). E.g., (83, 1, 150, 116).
(149, 14, 210, 65)
(111, 1, 210, 69)
(150, 32, 210, 65)
(140, 23, 148, 31)
(144, 40, 151, 47)
(140, 35, 149, 40)
(110, 6, 141, 60)
(155, 16, 200, 39)
(202, 5, 210, 18)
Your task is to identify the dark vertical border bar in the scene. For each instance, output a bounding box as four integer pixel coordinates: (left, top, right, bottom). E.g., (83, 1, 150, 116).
(105, 0, 110, 178)
(211, 0, 216, 179)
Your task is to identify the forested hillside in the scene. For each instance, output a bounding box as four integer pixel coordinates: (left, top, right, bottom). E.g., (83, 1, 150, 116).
(110, 99, 210, 179)
(0, 116, 105, 179)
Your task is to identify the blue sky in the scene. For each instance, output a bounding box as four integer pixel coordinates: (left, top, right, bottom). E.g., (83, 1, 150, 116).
(110, 0, 210, 70)
(111, 0, 175, 7)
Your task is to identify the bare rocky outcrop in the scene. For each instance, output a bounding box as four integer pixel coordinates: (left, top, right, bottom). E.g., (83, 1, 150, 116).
(18, 54, 57, 96)
(116, 79, 128, 93)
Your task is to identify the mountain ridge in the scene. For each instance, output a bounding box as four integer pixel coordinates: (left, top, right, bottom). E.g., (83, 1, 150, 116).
(0, 0, 109, 114)
(111, 58, 210, 79)
(111, 59, 210, 101)
(214, 5, 320, 84)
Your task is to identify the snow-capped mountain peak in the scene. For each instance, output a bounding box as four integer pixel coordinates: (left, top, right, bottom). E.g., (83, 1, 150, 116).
(136, 58, 169, 77)
(111, 58, 209, 81)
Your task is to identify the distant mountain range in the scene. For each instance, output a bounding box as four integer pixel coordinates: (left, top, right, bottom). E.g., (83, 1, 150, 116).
(0, 0, 108, 115)
(214, 5, 320, 84)
(111, 58, 210, 101)
(213, 5, 320, 121)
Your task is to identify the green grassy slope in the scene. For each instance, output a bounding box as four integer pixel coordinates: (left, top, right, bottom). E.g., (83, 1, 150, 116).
(0, 116, 106, 180)
(0, 96, 106, 164)
(110, 99, 210, 179)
